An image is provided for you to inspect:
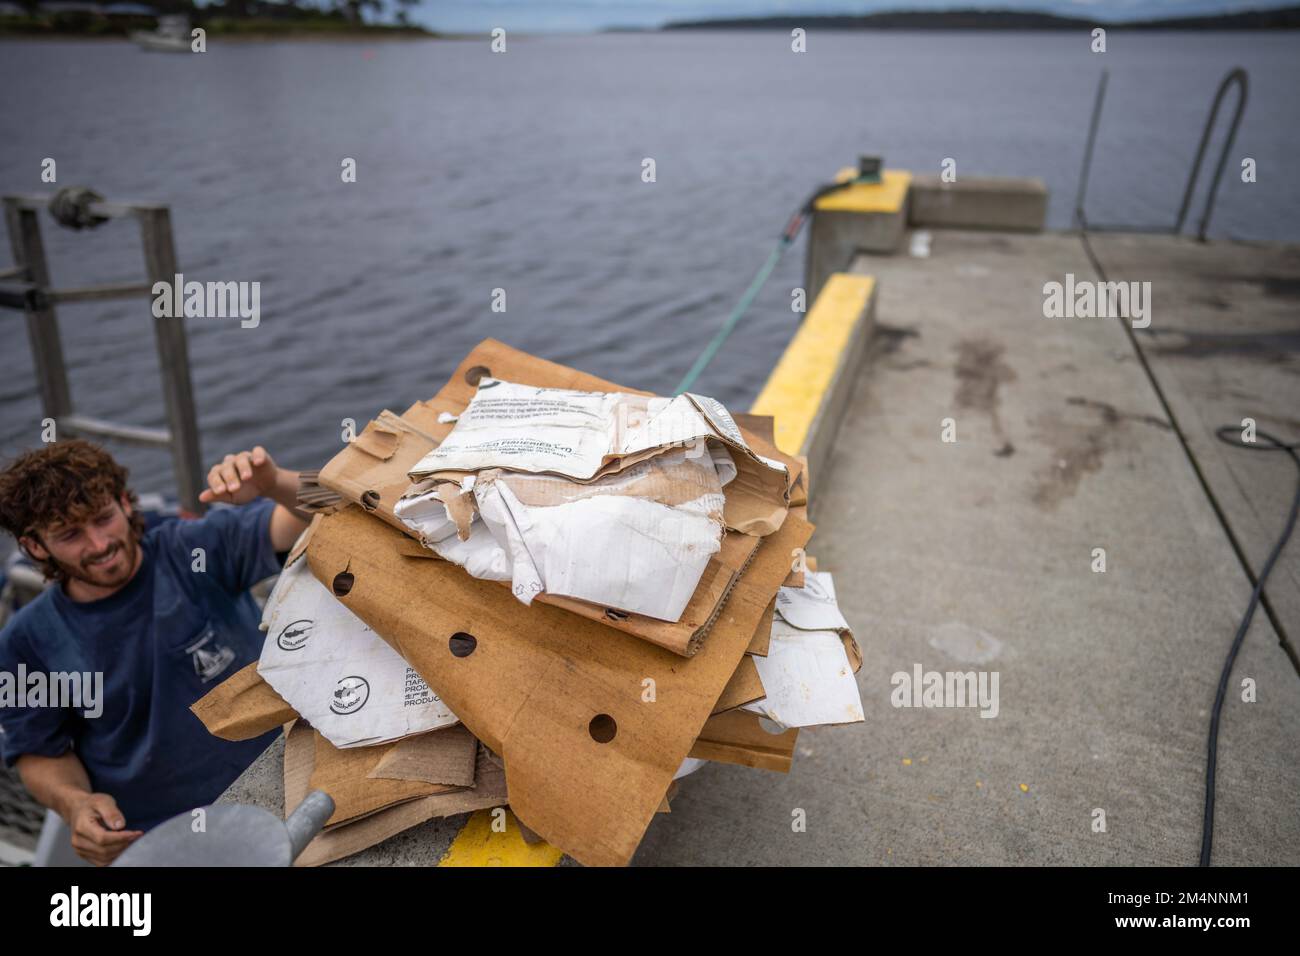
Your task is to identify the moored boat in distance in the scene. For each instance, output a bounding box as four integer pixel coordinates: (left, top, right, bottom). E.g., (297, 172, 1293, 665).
(130, 14, 191, 52)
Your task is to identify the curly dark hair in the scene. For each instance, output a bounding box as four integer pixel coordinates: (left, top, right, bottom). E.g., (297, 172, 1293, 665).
(0, 439, 145, 582)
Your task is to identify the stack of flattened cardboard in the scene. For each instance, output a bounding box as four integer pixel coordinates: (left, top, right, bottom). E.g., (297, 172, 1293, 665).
(192, 339, 863, 866)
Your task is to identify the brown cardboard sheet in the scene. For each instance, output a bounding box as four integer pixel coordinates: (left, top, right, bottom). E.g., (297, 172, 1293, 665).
(190, 661, 298, 741)
(304, 497, 813, 866)
(688, 708, 799, 773)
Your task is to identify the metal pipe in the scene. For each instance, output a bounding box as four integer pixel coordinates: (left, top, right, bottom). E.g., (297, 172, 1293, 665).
(61, 414, 172, 446)
(1073, 69, 1108, 230)
(285, 790, 335, 861)
(1174, 68, 1249, 240)
(47, 281, 155, 303)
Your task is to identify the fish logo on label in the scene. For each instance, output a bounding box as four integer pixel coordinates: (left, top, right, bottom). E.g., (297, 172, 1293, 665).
(330, 676, 370, 715)
(277, 619, 314, 651)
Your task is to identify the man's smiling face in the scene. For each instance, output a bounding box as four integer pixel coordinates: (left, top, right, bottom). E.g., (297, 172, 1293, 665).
(25, 494, 141, 594)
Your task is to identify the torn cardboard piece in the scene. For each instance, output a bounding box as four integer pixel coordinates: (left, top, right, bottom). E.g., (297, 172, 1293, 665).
(258, 557, 458, 748)
(398, 443, 735, 622)
(309, 730, 465, 828)
(305, 497, 812, 867)
(395, 375, 793, 622)
(316, 338, 803, 657)
(745, 599, 776, 658)
(712, 655, 766, 715)
(191, 661, 298, 741)
(368, 724, 477, 788)
(284, 722, 508, 867)
(742, 571, 865, 729)
(688, 708, 799, 773)
(406, 378, 789, 538)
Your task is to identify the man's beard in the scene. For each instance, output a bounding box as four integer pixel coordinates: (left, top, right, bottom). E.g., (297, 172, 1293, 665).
(61, 534, 141, 590)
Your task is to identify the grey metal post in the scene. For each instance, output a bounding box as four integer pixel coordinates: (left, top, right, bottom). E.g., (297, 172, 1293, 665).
(3, 199, 73, 424)
(138, 206, 206, 514)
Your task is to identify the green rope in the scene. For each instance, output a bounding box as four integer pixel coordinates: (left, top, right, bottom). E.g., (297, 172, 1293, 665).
(672, 167, 877, 395)
(673, 236, 791, 395)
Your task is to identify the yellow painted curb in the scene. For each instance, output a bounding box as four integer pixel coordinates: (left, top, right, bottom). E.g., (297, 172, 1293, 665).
(751, 273, 876, 456)
(816, 168, 911, 214)
(438, 808, 566, 867)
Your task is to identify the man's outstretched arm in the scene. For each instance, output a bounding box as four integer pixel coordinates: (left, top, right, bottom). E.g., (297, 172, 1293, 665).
(16, 750, 143, 865)
(198, 445, 310, 552)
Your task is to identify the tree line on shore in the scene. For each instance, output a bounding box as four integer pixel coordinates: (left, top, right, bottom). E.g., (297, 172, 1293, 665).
(4, 0, 429, 32)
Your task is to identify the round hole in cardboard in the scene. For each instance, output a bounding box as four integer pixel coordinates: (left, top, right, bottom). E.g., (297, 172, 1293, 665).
(604, 608, 629, 622)
(449, 632, 477, 658)
(589, 713, 617, 744)
(465, 365, 491, 386)
(360, 490, 380, 512)
(332, 571, 354, 596)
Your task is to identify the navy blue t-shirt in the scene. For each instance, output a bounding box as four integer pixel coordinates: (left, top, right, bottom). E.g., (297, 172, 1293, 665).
(0, 499, 282, 831)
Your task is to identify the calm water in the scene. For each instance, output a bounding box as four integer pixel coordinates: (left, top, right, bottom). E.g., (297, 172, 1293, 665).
(2, 31, 1299, 493)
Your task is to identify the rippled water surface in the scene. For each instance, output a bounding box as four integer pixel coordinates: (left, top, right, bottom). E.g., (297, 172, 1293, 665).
(2, 31, 1298, 492)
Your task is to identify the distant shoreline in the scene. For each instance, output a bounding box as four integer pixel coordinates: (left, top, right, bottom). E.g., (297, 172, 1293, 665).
(657, 6, 1300, 32)
(0, 17, 442, 41)
(0, 32, 444, 42)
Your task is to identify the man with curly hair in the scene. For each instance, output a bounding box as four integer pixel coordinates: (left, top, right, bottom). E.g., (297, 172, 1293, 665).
(0, 439, 309, 864)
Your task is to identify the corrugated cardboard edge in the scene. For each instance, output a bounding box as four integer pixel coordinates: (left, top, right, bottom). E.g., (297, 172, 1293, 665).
(712, 655, 766, 715)
(745, 599, 775, 658)
(688, 709, 799, 773)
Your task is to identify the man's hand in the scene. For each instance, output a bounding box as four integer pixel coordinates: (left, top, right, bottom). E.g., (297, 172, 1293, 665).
(67, 792, 143, 866)
(16, 750, 143, 867)
(199, 446, 279, 506)
(197, 444, 309, 551)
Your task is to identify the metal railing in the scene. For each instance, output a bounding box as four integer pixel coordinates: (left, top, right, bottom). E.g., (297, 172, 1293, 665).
(1074, 67, 1250, 242)
(1, 191, 205, 513)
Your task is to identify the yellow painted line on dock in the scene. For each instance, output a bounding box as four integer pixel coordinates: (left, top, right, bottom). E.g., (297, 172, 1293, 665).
(438, 808, 566, 867)
(752, 273, 876, 457)
(815, 168, 911, 214)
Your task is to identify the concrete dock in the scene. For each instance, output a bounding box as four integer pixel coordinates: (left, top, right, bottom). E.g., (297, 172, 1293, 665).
(222, 225, 1300, 866)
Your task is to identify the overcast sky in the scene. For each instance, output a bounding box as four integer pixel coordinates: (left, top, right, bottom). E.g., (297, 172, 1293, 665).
(413, 0, 1295, 32)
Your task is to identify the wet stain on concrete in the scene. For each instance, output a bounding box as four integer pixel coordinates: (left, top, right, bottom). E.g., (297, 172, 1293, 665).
(1027, 395, 1161, 509)
(1261, 276, 1300, 299)
(954, 338, 1017, 452)
(1030, 416, 1109, 510)
(1065, 396, 1172, 431)
(1141, 327, 1300, 360)
(1206, 275, 1300, 299)
(871, 323, 920, 357)
(1195, 294, 1233, 312)
(929, 621, 1003, 664)
(871, 323, 932, 372)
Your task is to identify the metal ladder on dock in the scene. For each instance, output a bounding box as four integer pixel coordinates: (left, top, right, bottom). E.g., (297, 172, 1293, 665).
(1, 190, 205, 513)
(1074, 67, 1249, 241)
